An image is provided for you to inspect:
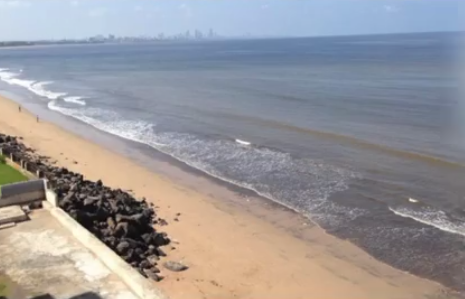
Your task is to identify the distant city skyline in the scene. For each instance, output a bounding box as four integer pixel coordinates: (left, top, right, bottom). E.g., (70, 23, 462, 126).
(87, 28, 221, 41)
(0, 29, 224, 46)
(0, 0, 461, 41)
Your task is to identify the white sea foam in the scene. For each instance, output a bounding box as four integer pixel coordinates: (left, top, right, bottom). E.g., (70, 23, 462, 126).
(47, 101, 165, 146)
(64, 96, 86, 106)
(390, 206, 465, 237)
(6, 78, 35, 89)
(0, 68, 67, 100)
(47, 99, 356, 225)
(0, 69, 19, 82)
(235, 138, 251, 146)
(31, 81, 67, 100)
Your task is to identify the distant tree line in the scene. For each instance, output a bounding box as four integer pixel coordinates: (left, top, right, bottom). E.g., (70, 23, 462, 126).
(0, 40, 108, 48)
(0, 41, 35, 47)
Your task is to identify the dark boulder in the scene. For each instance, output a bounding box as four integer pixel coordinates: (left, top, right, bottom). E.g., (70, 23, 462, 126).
(143, 269, 163, 281)
(116, 241, 131, 255)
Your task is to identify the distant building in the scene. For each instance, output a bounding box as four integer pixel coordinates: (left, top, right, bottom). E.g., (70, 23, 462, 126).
(194, 30, 203, 40)
(88, 35, 106, 43)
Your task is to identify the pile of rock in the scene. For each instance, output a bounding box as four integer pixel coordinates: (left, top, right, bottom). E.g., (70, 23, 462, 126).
(0, 133, 170, 280)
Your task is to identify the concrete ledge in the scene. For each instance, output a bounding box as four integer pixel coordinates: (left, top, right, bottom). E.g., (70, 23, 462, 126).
(45, 184, 58, 207)
(43, 201, 167, 299)
(0, 205, 28, 225)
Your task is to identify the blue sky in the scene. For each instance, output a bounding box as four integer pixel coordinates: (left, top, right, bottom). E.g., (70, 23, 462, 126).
(0, 0, 461, 40)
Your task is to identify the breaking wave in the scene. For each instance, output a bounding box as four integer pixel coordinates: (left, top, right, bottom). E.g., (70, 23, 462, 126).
(0, 69, 67, 101)
(64, 96, 86, 106)
(390, 205, 465, 237)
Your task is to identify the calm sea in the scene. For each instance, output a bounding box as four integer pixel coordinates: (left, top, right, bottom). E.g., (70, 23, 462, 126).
(1, 32, 463, 291)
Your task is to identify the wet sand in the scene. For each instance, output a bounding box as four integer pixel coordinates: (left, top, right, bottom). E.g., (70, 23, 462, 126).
(0, 94, 450, 299)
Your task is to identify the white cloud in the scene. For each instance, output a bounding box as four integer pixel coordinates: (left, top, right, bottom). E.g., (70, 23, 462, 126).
(0, 0, 31, 8)
(70, 0, 80, 7)
(383, 5, 399, 13)
(87, 7, 107, 18)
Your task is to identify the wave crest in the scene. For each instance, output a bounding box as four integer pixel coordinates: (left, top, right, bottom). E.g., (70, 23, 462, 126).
(390, 205, 465, 237)
(0, 68, 68, 101)
(64, 96, 86, 106)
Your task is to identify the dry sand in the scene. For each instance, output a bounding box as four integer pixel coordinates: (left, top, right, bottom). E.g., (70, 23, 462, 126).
(0, 95, 448, 299)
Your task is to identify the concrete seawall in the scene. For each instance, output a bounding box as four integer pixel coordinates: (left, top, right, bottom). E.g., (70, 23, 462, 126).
(1, 152, 167, 299)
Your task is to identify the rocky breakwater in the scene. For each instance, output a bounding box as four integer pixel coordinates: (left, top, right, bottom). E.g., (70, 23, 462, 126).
(0, 133, 173, 281)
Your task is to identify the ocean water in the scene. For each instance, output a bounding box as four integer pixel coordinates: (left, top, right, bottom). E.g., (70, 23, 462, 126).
(1, 32, 463, 290)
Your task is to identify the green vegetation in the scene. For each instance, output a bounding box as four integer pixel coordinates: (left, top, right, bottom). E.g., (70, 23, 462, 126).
(0, 274, 26, 298)
(0, 275, 11, 297)
(0, 162, 28, 187)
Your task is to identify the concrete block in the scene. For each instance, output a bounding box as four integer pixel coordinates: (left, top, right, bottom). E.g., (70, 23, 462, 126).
(0, 180, 46, 208)
(0, 205, 28, 225)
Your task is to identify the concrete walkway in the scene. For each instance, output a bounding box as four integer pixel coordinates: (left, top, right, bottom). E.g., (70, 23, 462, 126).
(0, 209, 139, 299)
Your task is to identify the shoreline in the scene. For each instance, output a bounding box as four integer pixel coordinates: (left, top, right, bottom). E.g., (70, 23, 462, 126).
(0, 94, 450, 298)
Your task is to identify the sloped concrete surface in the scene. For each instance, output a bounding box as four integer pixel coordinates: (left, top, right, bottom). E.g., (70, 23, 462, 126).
(0, 209, 139, 299)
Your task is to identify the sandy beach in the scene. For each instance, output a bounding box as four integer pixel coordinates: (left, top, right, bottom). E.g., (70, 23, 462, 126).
(0, 94, 448, 298)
